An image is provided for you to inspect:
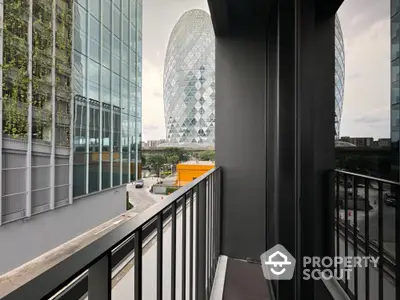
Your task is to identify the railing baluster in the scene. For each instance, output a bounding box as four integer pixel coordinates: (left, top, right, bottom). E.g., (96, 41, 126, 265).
(135, 228, 142, 300)
(364, 178, 370, 300)
(378, 182, 383, 300)
(196, 180, 206, 300)
(171, 201, 177, 300)
(217, 169, 221, 258)
(88, 251, 112, 300)
(353, 176, 358, 300)
(190, 188, 194, 300)
(207, 177, 211, 297)
(396, 185, 400, 300)
(212, 173, 216, 281)
(344, 173, 349, 292)
(336, 172, 340, 276)
(182, 193, 187, 300)
(157, 212, 163, 300)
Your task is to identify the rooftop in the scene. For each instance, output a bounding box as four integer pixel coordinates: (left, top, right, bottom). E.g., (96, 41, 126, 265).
(179, 160, 215, 165)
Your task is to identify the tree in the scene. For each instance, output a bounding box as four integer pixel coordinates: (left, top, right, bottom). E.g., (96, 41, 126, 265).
(163, 147, 190, 162)
(141, 153, 146, 166)
(167, 154, 180, 165)
(147, 154, 166, 177)
(199, 150, 215, 161)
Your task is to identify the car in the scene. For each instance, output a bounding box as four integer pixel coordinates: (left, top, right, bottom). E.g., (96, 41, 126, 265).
(384, 193, 396, 207)
(135, 179, 144, 188)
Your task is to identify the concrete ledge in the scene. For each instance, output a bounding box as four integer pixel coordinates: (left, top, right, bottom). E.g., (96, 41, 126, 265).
(0, 209, 137, 297)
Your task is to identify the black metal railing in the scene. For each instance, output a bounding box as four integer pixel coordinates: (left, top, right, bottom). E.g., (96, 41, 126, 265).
(334, 169, 399, 300)
(0, 167, 221, 300)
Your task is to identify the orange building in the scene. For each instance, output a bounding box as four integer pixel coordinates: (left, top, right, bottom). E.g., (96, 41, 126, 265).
(176, 161, 215, 186)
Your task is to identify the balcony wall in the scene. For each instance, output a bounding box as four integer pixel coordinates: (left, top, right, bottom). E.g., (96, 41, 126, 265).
(0, 185, 125, 275)
(215, 34, 267, 260)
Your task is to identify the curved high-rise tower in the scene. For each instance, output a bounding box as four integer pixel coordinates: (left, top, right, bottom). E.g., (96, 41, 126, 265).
(163, 9, 215, 148)
(335, 15, 345, 138)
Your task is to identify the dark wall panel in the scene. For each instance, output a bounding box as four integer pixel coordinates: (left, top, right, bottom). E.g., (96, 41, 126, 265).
(215, 34, 267, 260)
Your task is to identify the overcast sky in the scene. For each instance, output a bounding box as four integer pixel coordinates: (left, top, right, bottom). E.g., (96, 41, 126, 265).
(142, 0, 390, 141)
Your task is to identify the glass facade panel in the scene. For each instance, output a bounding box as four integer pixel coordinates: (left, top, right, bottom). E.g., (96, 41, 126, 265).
(73, 0, 142, 196)
(392, 2, 400, 181)
(103, 0, 112, 28)
(393, 0, 400, 16)
(89, 0, 100, 20)
(113, 6, 121, 38)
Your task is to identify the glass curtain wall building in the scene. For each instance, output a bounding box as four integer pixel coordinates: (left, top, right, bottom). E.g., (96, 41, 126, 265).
(0, 0, 142, 223)
(73, 0, 142, 197)
(163, 9, 215, 149)
(392, 0, 400, 180)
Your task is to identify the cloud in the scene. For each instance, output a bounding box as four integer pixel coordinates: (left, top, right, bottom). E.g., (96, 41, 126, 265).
(338, 0, 388, 39)
(142, 58, 165, 141)
(352, 108, 389, 124)
(144, 124, 159, 131)
(338, 14, 390, 138)
(153, 90, 162, 98)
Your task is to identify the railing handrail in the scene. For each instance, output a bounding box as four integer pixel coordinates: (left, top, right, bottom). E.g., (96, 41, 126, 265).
(335, 169, 400, 187)
(0, 167, 220, 300)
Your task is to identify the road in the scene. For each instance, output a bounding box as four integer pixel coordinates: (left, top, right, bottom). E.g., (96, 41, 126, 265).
(127, 177, 165, 214)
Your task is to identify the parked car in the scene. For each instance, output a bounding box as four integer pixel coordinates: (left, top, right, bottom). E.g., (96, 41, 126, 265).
(135, 179, 144, 188)
(384, 193, 396, 207)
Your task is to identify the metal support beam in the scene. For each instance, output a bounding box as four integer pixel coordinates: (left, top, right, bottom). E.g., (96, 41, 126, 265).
(26, 0, 33, 218)
(119, 5, 123, 186)
(85, 4, 89, 195)
(0, 0, 4, 225)
(69, 0, 75, 204)
(50, 0, 57, 210)
(99, 0, 103, 191)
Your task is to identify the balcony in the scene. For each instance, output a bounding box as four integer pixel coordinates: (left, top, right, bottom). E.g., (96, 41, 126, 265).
(0, 166, 399, 300)
(0, 0, 394, 299)
(0, 168, 272, 300)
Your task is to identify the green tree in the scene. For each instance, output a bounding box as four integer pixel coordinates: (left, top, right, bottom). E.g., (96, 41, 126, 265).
(199, 150, 215, 161)
(148, 154, 166, 177)
(141, 153, 146, 166)
(163, 147, 190, 162)
(167, 154, 180, 165)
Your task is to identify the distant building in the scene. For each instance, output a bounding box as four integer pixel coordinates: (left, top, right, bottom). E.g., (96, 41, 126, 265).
(339, 137, 390, 148)
(335, 15, 345, 138)
(142, 139, 166, 149)
(175, 161, 214, 186)
(163, 10, 215, 148)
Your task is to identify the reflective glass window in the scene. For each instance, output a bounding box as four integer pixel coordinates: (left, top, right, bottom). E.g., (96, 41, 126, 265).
(113, 7, 121, 37)
(103, 0, 112, 28)
(89, 0, 100, 20)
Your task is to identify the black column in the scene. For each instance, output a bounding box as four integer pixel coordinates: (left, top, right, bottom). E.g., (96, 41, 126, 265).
(266, 0, 338, 299)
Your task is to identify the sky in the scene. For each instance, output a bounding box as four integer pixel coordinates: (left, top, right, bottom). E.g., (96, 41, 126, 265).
(142, 0, 390, 141)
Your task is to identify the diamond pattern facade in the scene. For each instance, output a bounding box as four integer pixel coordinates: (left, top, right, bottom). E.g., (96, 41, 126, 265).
(335, 15, 345, 138)
(163, 10, 215, 148)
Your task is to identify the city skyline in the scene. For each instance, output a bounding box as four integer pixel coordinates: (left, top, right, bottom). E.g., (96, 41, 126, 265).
(142, 0, 391, 140)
